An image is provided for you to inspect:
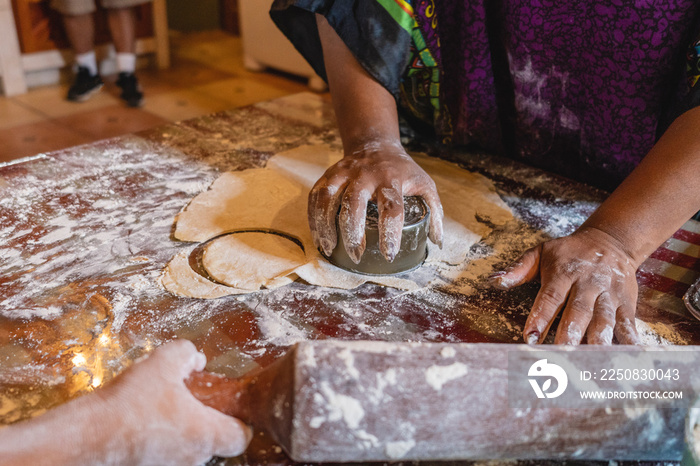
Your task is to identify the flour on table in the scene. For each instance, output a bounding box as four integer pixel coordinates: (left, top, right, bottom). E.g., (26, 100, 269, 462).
(413, 155, 513, 265)
(162, 144, 513, 297)
(202, 232, 306, 290)
(635, 318, 688, 345)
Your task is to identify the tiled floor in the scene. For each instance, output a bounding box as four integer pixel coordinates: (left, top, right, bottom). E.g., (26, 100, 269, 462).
(0, 30, 319, 164)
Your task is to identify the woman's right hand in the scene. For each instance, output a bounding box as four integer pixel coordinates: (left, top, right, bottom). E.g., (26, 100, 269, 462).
(308, 139, 443, 263)
(311, 16, 441, 263)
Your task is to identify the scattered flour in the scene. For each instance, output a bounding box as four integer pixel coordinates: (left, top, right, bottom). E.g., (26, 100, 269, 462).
(424, 362, 468, 390)
(1, 305, 64, 321)
(314, 381, 365, 429)
(385, 439, 416, 459)
(254, 301, 308, 347)
(635, 318, 688, 345)
(337, 348, 360, 380)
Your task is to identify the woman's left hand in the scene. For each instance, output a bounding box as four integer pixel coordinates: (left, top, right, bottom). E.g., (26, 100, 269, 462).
(491, 226, 642, 345)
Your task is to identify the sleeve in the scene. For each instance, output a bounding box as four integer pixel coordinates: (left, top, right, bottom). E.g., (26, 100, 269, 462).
(686, 31, 700, 109)
(269, 0, 415, 97)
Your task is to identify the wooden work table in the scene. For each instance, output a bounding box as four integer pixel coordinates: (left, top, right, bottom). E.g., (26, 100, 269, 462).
(1, 92, 699, 464)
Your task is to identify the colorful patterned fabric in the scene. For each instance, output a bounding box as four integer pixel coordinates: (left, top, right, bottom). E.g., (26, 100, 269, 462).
(686, 29, 700, 113)
(375, 0, 414, 33)
(399, 12, 454, 143)
(688, 34, 700, 88)
(271, 0, 700, 190)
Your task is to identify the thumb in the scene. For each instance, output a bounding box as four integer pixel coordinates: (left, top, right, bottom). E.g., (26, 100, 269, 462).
(489, 245, 542, 290)
(148, 340, 207, 383)
(208, 410, 254, 458)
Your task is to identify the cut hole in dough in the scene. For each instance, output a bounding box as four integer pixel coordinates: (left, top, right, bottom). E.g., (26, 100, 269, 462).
(202, 231, 306, 290)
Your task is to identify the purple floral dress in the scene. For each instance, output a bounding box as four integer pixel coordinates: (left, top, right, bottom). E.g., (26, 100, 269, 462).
(271, 0, 700, 190)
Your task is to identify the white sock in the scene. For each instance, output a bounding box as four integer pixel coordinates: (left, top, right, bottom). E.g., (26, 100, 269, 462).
(116, 53, 136, 74)
(75, 51, 98, 75)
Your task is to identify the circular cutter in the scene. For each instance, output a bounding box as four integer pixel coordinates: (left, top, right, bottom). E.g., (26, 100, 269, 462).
(324, 196, 430, 275)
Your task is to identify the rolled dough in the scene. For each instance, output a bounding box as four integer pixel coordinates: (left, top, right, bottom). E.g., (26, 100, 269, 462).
(161, 249, 246, 299)
(161, 144, 513, 298)
(202, 232, 306, 290)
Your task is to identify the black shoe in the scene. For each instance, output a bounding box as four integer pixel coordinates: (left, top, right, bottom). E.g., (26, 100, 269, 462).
(116, 72, 144, 107)
(67, 66, 103, 102)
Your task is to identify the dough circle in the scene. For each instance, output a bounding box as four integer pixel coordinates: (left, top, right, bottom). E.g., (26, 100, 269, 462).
(202, 232, 306, 290)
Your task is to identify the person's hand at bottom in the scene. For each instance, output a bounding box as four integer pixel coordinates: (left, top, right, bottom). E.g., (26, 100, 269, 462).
(94, 339, 252, 465)
(0, 339, 252, 466)
(490, 227, 642, 345)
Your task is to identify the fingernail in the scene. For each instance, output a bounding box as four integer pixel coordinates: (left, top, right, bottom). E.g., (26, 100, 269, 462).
(488, 271, 512, 290)
(526, 332, 540, 345)
(320, 238, 334, 256)
(385, 241, 398, 262)
(436, 229, 445, 249)
(347, 244, 364, 264)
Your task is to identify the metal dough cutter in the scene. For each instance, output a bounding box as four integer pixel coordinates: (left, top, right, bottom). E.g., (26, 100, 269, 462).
(323, 196, 430, 275)
(684, 277, 700, 321)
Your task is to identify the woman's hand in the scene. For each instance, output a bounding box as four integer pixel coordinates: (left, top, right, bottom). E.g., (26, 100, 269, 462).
(491, 227, 641, 345)
(312, 15, 442, 263)
(308, 140, 443, 263)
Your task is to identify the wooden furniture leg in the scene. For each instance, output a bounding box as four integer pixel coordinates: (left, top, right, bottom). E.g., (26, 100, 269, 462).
(151, 0, 169, 69)
(0, 0, 27, 96)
